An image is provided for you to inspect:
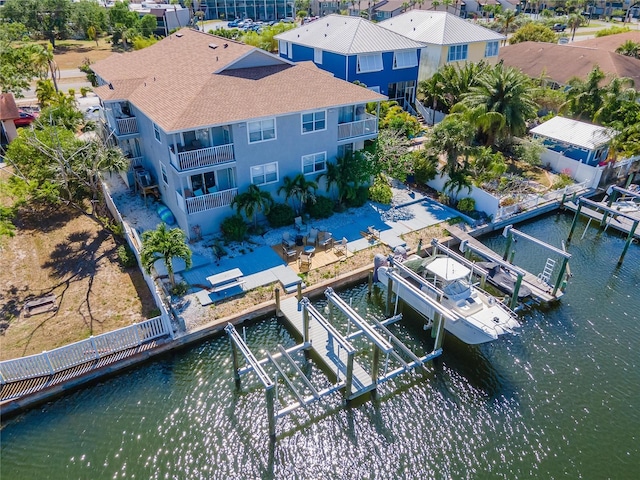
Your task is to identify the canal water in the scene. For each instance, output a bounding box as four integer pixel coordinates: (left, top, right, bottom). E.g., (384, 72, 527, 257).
(2, 213, 639, 479)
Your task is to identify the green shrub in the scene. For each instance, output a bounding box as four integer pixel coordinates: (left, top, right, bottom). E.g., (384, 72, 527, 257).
(80, 87, 91, 97)
(595, 25, 630, 37)
(67, 88, 76, 97)
(117, 244, 137, 268)
(347, 186, 370, 208)
(221, 214, 247, 242)
(170, 281, 189, 297)
(457, 197, 476, 213)
(368, 175, 393, 204)
(307, 195, 334, 219)
(552, 173, 573, 189)
(266, 202, 295, 228)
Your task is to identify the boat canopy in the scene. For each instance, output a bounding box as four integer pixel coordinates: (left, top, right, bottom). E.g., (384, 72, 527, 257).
(425, 257, 470, 282)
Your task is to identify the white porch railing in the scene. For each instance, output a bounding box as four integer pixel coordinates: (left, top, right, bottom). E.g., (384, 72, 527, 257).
(116, 117, 139, 135)
(338, 114, 378, 140)
(0, 317, 169, 384)
(493, 181, 590, 222)
(170, 144, 235, 171)
(185, 188, 238, 214)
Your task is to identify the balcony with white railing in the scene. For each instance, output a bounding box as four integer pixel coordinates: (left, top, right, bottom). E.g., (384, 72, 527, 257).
(337, 113, 378, 141)
(127, 156, 143, 170)
(169, 143, 235, 171)
(185, 188, 238, 215)
(115, 116, 139, 136)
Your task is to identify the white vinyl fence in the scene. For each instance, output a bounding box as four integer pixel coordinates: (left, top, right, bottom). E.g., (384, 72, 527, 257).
(0, 317, 167, 384)
(415, 102, 446, 126)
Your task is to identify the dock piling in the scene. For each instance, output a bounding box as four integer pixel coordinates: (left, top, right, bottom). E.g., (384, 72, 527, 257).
(619, 220, 639, 266)
(275, 288, 282, 317)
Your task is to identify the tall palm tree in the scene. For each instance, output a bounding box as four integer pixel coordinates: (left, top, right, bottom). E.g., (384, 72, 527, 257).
(278, 174, 318, 215)
(458, 62, 537, 145)
(426, 114, 475, 176)
(498, 9, 517, 45)
(231, 184, 274, 228)
(563, 65, 607, 121)
(141, 223, 192, 288)
(567, 13, 585, 41)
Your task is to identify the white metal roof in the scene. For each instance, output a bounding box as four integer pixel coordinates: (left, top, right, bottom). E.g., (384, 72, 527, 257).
(530, 116, 617, 150)
(379, 11, 504, 46)
(426, 257, 470, 281)
(274, 14, 425, 55)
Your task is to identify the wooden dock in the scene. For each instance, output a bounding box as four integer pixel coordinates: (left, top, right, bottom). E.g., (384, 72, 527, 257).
(563, 201, 640, 239)
(279, 296, 374, 398)
(447, 225, 561, 303)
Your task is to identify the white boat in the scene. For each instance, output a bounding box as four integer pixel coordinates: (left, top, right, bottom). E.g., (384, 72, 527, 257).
(376, 256, 519, 345)
(612, 199, 640, 213)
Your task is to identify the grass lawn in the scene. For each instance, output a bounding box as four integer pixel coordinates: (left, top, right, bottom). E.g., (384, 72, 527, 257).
(0, 169, 156, 361)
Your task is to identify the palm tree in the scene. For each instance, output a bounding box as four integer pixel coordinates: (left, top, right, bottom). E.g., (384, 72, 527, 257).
(278, 174, 318, 215)
(616, 40, 640, 59)
(498, 9, 517, 45)
(458, 62, 537, 145)
(231, 184, 274, 228)
(567, 13, 585, 41)
(32, 44, 59, 93)
(140, 223, 192, 288)
(426, 114, 475, 176)
(563, 65, 607, 121)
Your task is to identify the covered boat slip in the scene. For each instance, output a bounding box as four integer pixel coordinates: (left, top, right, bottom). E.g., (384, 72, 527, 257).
(225, 289, 443, 438)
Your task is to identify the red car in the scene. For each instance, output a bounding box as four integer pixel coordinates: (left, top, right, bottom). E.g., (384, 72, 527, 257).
(14, 110, 38, 128)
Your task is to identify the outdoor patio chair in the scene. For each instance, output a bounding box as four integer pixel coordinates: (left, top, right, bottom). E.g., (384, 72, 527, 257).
(299, 251, 313, 269)
(294, 216, 304, 231)
(319, 231, 333, 250)
(334, 237, 347, 256)
(282, 231, 296, 249)
(306, 228, 319, 246)
(283, 244, 298, 262)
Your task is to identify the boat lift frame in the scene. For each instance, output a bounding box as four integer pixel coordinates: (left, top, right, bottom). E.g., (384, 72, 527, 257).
(567, 196, 639, 266)
(502, 225, 571, 296)
(457, 239, 528, 310)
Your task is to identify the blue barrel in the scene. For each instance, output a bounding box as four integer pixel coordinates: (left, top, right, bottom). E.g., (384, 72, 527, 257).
(157, 205, 176, 225)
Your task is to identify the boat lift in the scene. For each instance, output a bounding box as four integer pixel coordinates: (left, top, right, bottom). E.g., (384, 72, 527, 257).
(502, 225, 571, 297)
(226, 286, 445, 439)
(567, 195, 639, 266)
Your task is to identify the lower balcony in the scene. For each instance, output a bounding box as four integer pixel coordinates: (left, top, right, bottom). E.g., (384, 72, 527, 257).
(169, 143, 235, 171)
(182, 188, 238, 215)
(338, 114, 378, 141)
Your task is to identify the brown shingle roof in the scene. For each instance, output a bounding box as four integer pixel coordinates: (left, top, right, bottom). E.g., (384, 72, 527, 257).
(498, 41, 640, 88)
(91, 29, 385, 133)
(574, 31, 640, 53)
(0, 93, 20, 121)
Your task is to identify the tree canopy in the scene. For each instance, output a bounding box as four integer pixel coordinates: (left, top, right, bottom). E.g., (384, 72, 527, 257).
(509, 23, 557, 44)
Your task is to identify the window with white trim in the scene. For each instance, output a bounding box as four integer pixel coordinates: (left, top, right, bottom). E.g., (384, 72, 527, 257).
(153, 123, 161, 143)
(302, 152, 327, 175)
(301, 110, 326, 133)
(393, 50, 418, 69)
(485, 41, 499, 57)
(314, 48, 322, 64)
(251, 162, 278, 185)
(247, 118, 276, 143)
(279, 40, 287, 56)
(160, 164, 168, 186)
(357, 53, 383, 73)
(447, 44, 468, 62)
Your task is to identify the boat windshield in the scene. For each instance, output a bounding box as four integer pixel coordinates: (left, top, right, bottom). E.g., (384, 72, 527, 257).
(442, 279, 472, 301)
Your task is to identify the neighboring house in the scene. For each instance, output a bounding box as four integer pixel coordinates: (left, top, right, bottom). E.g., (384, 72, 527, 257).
(351, 2, 462, 20)
(530, 116, 617, 166)
(0, 93, 20, 146)
(498, 41, 640, 90)
(275, 15, 425, 107)
(91, 29, 384, 238)
(379, 11, 505, 82)
(128, 2, 191, 36)
(196, 0, 295, 21)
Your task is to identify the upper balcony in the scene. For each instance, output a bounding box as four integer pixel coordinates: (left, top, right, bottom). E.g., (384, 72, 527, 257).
(115, 116, 139, 137)
(169, 143, 235, 171)
(338, 113, 378, 141)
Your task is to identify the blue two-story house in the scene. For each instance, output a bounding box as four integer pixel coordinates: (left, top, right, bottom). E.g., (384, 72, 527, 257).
(275, 14, 425, 109)
(91, 29, 385, 238)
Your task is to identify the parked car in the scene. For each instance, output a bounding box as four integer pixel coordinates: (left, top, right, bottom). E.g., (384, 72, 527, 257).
(227, 19, 241, 28)
(553, 23, 567, 32)
(14, 110, 38, 128)
(84, 105, 103, 122)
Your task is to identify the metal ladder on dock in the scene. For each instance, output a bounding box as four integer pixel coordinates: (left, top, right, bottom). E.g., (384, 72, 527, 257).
(538, 258, 556, 284)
